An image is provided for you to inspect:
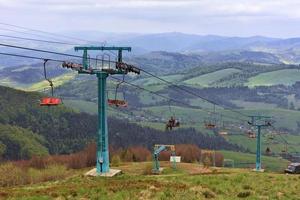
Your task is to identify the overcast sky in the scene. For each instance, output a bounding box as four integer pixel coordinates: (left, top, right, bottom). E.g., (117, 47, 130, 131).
(1, 0, 300, 38)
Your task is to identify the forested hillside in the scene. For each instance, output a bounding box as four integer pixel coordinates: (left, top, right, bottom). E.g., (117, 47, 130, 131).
(0, 86, 242, 160)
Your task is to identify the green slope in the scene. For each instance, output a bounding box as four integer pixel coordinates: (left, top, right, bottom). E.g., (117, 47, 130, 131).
(183, 68, 242, 87)
(0, 124, 48, 160)
(247, 69, 300, 87)
(220, 150, 289, 171)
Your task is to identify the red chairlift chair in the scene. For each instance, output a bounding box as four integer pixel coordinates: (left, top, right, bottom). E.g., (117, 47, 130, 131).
(39, 59, 62, 107)
(107, 74, 128, 108)
(40, 97, 62, 106)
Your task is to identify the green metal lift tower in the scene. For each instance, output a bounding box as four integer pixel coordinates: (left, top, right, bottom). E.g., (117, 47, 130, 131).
(63, 46, 139, 174)
(248, 115, 272, 171)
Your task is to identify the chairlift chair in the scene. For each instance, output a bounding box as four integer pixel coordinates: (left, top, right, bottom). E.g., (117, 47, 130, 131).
(166, 116, 180, 131)
(205, 121, 216, 129)
(39, 59, 62, 107)
(265, 147, 271, 155)
(204, 105, 219, 129)
(107, 74, 128, 107)
(247, 131, 256, 138)
(165, 103, 180, 131)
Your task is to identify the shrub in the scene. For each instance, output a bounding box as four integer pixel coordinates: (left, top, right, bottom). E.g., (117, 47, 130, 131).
(237, 191, 251, 198)
(0, 163, 69, 187)
(0, 163, 27, 187)
(143, 163, 154, 175)
(29, 156, 48, 169)
(176, 144, 201, 163)
(203, 156, 212, 168)
(202, 189, 216, 198)
(215, 153, 224, 167)
(201, 151, 224, 167)
(111, 155, 121, 167)
(120, 146, 151, 162)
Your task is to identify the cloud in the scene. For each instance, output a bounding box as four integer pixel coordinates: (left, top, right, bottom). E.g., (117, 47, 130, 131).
(1, 0, 300, 37)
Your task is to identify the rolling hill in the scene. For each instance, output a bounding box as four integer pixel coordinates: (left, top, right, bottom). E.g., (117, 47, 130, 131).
(0, 85, 241, 161)
(246, 69, 300, 87)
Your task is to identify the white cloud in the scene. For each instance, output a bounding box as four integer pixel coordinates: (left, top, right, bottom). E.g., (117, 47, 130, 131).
(1, 0, 300, 37)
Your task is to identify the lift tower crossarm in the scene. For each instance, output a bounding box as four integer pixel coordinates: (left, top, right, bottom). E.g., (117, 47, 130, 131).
(248, 115, 273, 172)
(74, 46, 131, 69)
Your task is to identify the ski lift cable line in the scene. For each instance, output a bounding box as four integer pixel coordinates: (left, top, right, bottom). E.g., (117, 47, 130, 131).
(0, 27, 79, 44)
(0, 51, 247, 127)
(0, 40, 247, 120)
(138, 68, 249, 119)
(0, 43, 119, 64)
(0, 52, 67, 63)
(0, 34, 81, 45)
(269, 125, 299, 153)
(0, 22, 116, 56)
(0, 22, 94, 44)
(110, 76, 245, 123)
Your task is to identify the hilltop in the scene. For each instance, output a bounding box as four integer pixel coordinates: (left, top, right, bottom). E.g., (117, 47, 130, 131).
(1, 162, 297, 200)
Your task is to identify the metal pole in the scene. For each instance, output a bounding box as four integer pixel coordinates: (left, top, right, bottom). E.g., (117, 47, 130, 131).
(83, 49, 88, 69)
(118, 49, 122, 63)
(96, 72, 109, 173)
(256, 125, 261, 171)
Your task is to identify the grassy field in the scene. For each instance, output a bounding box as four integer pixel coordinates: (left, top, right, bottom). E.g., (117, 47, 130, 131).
(27, 72, 76, 91)
(62, 99, 300, 155)
(231, 100, 278, 110)
(220, 151, 289, 172)
(132, 74, 184, 86)
(246, 69, 300, 87)
(183, 68, 241, 87)
(2, 161, 299, 200)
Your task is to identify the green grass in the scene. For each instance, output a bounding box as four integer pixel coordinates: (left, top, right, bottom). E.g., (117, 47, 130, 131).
(132, 74, 184, 86)
(231, 100, 278, 109)
(2, 162, 299, 200)
(183, 68, 241, 87)
(220, 151, 289, 172)
(63, 99, 98, 114)
(27, 72, 76, 91)
(63, 99, 131, 118)
(246, 69, 300, 87)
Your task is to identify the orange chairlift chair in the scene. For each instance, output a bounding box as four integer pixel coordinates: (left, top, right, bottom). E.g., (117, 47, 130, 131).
(40, 59, 62, 106)
(107, 74, 128, 107)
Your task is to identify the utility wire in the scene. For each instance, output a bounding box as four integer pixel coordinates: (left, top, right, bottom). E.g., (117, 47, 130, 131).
(0, 52, 66, 63)
(110, 76, 245, 123)
(0, 43, 115, 64)
(138, 68, 249, 119)
(0, 34, 80, 45)
(0, 27, 77, 44)
(0, 44, 247, 123)
(0, 22, 94, 44)
(0, 22, 118, 61)
(0, 50, 271, 140)
(0, 41, 250, 120)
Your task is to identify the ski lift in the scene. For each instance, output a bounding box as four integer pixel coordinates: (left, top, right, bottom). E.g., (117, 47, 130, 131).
(218, 121, 229, 136)
(165, 102, 180, 131)
(218, 131, 228, 136)
(40, 59, 62, 106)
(107, 74, 128, 107)
(268, 134, 275, 140)
(265, 147, 271, 155)
(205, 122, 216, 129)
(204, 105, 218, 129)
(166, 116, 180, 131)
(247, 130, 256, 138)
